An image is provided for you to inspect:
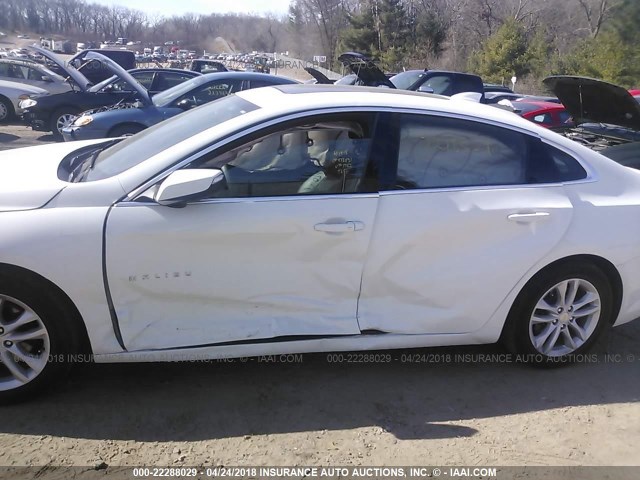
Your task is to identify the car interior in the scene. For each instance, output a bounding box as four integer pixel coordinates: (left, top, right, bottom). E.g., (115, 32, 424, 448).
(196, 120, 371, 197)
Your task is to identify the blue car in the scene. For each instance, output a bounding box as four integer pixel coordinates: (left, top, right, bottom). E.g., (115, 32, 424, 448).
(62, 55, 299, 141)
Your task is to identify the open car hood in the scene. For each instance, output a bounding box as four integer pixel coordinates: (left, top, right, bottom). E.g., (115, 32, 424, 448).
(304, 67, 333, 84)
(543, 75, 640, 131)
(337, 52, 395, 88)
(85, 52, 151, 106)
(29, 45, 91, 91)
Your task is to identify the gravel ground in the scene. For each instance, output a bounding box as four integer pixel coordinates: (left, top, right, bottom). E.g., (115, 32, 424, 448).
(0, 122, 639, 472)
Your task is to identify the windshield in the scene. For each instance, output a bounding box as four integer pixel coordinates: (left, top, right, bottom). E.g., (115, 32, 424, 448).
(390, 71, 425, 90)
(152, 76, 205, 107)
(82, 95, 259, 181)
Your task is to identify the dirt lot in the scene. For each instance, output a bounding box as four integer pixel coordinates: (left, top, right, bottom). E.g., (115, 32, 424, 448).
(0, 125, 639, 470)
(0, 326, 638, 469)
(0, 123, 54, 151)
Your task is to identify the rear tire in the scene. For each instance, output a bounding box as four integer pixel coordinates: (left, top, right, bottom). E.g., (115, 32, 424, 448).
(0, 271, 82, 404)
(502, 262, 612, 366)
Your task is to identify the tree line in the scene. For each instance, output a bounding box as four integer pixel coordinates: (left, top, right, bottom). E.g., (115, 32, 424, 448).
(1, 0, 639, 90)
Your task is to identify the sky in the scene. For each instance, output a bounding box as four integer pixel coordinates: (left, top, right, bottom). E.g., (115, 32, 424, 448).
(92, 0, 292, 17)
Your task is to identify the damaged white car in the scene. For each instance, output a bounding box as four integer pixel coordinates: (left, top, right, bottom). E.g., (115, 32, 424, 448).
(1, 85, 640, 402)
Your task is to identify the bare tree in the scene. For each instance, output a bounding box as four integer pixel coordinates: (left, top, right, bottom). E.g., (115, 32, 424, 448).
(575, 0, 619, 37)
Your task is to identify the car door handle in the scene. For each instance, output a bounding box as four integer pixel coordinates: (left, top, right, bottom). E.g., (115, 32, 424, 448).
(314, 221, 365, 233)
(507, 212, 551, 223)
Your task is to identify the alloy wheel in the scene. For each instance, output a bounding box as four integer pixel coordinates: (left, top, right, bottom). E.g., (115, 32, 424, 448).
(0, 295, 50, 391)
(529, 278, 601, 357)
(56, 113, 76, 133)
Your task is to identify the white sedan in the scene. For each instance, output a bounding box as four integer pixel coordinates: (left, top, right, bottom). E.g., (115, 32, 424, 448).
(1, 85, 639, 402)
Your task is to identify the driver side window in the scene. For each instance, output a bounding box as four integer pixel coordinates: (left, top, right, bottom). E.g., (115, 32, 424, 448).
(191, 113, 374, 198)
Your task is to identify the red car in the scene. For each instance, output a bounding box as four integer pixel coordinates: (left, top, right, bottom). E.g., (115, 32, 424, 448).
(514, 100, 573, 128)
(628, 89, 640, 102)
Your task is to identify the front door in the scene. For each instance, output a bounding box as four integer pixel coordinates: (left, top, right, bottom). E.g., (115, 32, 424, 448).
(106, 112, 379, 350)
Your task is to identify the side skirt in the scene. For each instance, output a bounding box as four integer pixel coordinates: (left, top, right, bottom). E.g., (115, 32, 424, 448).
(93, 332, 488, 363)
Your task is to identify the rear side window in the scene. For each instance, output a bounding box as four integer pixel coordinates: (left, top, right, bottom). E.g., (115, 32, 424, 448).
(130, 71, 155, 89)
(155, 72, 194, 90)
(455, 75, 482, 94)
(250, 80, 281, 89)
(532, 143, 588, 183)
(391, 114, 586, 190)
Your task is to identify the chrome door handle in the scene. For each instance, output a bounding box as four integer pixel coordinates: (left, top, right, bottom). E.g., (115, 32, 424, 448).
(314, 221, 364, 233)
(507, 212, 550, 223)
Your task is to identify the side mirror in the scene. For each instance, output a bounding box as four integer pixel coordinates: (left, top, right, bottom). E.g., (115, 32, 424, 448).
(176, 98, 196, 110)
(154, 169, 224, 206)
(418, 85, 434, 94)
(41, 75, 52, 82)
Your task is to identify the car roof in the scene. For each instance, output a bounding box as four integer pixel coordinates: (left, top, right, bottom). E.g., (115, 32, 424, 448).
(196, 71, 299, 83)
(128, 67, 200, 75)
(237, 84, 537, 131)
(397, 69, 480, 77)
(517, 100, 565, 109)
(0, 58, 40, 65)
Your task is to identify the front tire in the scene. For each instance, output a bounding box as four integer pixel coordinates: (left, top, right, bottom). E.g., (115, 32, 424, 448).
(50, 107, 80, 140)
(502, 262, 613, 365)
(0, 96, 14, 123)
(0, 273, 81, 403)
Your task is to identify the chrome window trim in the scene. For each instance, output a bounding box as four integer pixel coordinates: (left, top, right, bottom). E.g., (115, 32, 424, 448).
(378, 182, 586, 197)
(117, 192, 380, 207)
(121, 105, 596, 203)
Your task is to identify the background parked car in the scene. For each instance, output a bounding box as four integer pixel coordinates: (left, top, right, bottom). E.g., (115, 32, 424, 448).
(189, 59, 228, 74)
(63, 71, 299, 141)
(483, 83, 514, 93)
(0, 79, 48, 122)
(50, 49, 136, 84)
(0, 58, 71, 94)
(307, 52, 486, 100)
(484, 92, 524, 104)
(21, 48, 201, 139)
(512, 100, 573, 128)
(544, 75, 640, 167)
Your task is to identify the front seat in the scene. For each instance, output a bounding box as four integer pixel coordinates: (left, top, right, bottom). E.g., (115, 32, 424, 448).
(298, 130, 361, 194)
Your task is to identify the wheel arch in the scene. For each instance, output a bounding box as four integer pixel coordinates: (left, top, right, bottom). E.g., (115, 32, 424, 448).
(107, 122, 146, 138)
(505, 254, 623, 334)
(50, 104, 81, 118)
(537, 255, 621, 324)
(0, 262, 93, 356)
